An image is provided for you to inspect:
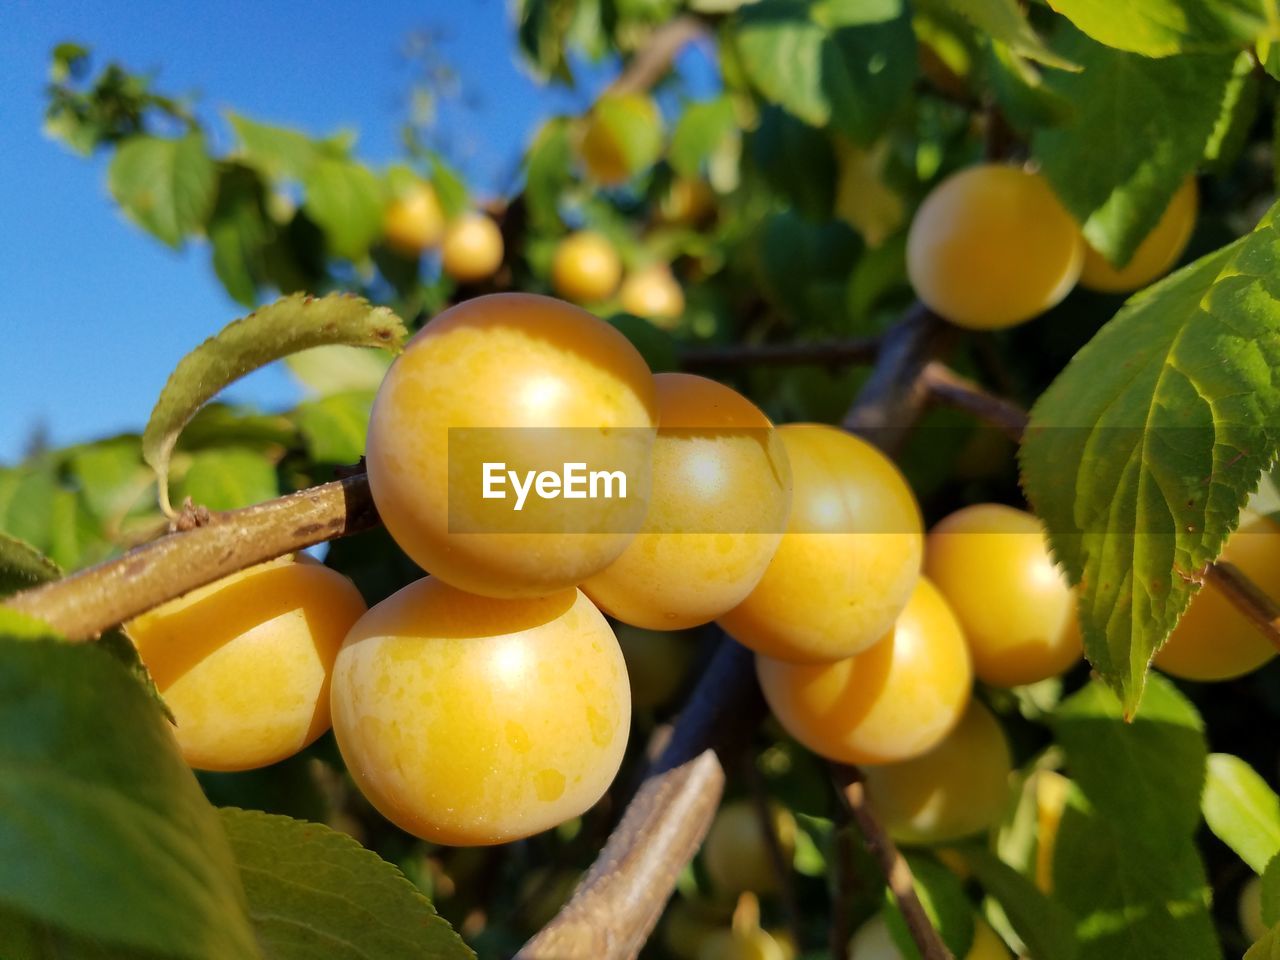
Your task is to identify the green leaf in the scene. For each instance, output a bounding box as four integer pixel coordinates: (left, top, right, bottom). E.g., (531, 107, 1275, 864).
(1203, 753, 1280, 874)
(670, 96, 739, 179)
(1018, 220, 1280, 712)
(1052, 676, 1206, 844)
(882, 855, 975, 959)
(757, 211, 861, 329)
(143, 293, 405, 513)
(108, 132, 218, 248)
(285, 344, 393, 396)
(68, 436, 152, 522)
(1053, 784, 1218, 960)
(1046, 0, 1273, 57)
(1246, 924, 1280, 960)
(294, 391, 375, 464)
(607, 314, 680, 373)
(734, 0, 916, 145)
(209, 162, 273, 307)
(303, 156, 385, 260)
(749, 107, 837, 220)
(0, 534, 60, 598)
(227, 112, 338, 181)
(220, 809, 473, 960)
(0, 639, 259, 959)
(175, 447, 279, 511)
(0, 462, 56, 552)
(523, 118, 574, 232)
(936, 0, 1080, 69)
(957, 846, 1079, 960)
(1264, 852, 1280, 926)
(1032, 28, 1236, 265)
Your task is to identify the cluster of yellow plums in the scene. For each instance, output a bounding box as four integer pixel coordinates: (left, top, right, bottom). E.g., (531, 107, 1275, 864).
(907, 163, 1200, 328)
(383, 180, 507, 284)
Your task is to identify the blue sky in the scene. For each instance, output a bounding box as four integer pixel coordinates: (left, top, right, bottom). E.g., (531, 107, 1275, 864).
(0, 1, 713, 464)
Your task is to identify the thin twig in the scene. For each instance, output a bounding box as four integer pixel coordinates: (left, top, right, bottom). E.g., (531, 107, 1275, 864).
(830, 826, 858, 960)
(1204, 561, 1280, 654)
(920, 361, 1029, 441)
(679, 336, 881, 371)
(515, 639, 763, 959)
(5, 475, 378, 640)
(831, 765, 954, 960)
(843, 304, 953, 452)
(606, 16, 710, 96)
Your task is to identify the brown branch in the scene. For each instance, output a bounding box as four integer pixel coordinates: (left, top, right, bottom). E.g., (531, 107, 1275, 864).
(4, 475, 378, 640)
(607, 16, 710, 97)
(843, 302, 953, 452)
(679, 336, 881, 371)
(516, 639, 763, 959)
(829, 825, 858, 960)
(920, 361, 1029, 441)
(831, 765, 953, 960)
(1204, 561, 1280, 654)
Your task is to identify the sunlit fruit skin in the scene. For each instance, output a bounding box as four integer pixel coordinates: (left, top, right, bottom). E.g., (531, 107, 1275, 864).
(583, 374, 790, 630)
(619, 264, 686, 329)
(756, 577, 972, 765)
(1033, 769, 1070, 893)
(924, 504, 1081, 687)
(702, 800, 797, 898)
(1154, 512, 1280, 680)
(365, 293, 657, 598)
(441, 211, 505, 282)
(862, 701, 1012, 845)
(906, 165, 1083, 330)
(1079, 178, 1198, 293)
(719, 424, 923, 663)
(383, 181, 446, 256)
(551, 230, 624, 303)
(330, 578, 630, 846)
(660, 177, 715, 225)
(580, 93, 660, 185)
(127, 556, 367, 772)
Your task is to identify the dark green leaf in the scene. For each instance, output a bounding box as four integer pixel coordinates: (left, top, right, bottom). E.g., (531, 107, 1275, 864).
(0, 639, 259, 959)
(0, 534, 60, 598)
(735, 0, 916, 145)
(209, 163, 273, 307)
(757, 211, 861, 328)
(108, 132, 218, 249)
(142, 293, 405, 513)
(1264, 853, 1280, 926)
(1019, 221, 1280, 712)
(607, 314, 680, 373)
(1046, 0, 1271, 57)
(1033, 28, 1236, 265)
(934, 0, 1080, 69)
(220, 808, 473, 960)
(524, 118, 575, 233)
(957, 846, 1079, 960)
(749, 107, 837, 219)
(1203, 753, 1280, 874)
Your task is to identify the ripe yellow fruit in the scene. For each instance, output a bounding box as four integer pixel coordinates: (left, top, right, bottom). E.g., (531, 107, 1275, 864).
(698, 893, 788, 960)
(660, 177, 715, 224)
(906, 165, 1083, 330)
(1079, 178, 1198, 293)
(1241, 876, 1267, 943)
(1154, 513, 1280, 680)
(551, 231, 624, 303)
(615, 624, 697, 709)
(719, 424, 923, 664)
(330, 578, 630, 845)
(849, 915, 1010, 959)
(619, 263, 686, 329)
(127, 556, 367, 772)
(441, 211, 505, 282)
(583, 374, 790, 630)
(924, 504, 1081, 687)
(861, 701, 1012, 845)
(365, 293, 657, 598)
(756, 577, 971, 765)
(580, 93, 661, 185)
(702, 800, 797, 898)
(383, 181, 445, 256)
(1034, 769, 1071, 893)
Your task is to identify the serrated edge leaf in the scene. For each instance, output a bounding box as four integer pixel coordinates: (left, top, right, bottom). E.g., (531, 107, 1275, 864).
(143, 293, 405, 514)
